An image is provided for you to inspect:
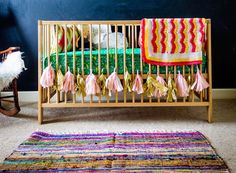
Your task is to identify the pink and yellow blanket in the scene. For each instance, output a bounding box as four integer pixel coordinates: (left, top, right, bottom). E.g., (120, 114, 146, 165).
(139, 18, 207, 66)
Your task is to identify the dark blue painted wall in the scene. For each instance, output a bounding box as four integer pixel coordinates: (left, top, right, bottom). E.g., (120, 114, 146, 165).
(0, 0, 235, 90)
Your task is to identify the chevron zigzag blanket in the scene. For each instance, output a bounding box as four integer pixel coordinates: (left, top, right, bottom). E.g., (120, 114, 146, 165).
(139, 18, 207, 66)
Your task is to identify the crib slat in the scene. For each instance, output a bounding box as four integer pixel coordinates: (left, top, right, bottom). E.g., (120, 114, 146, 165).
(45, 25, 47, 102)
(123, 24, 127, 103)
(64, 25, 68, 103)
(47, 24, 50, 104)
(40, 25, 43, 102)
(135, 25, 137, 48)
(132, 24, 135, 103)
(157, 65, 160, 103)
(166, 66, 168, 102)
(42, 25, 45, 71)
(174, 66, 177, 102)
(55, 25, 59, 103)
(42, 25, 46, 102)
(183, 65, 186, 102)
(207, 19, 213, 123)
(106, 24, 110, 103)
(38, 21, 43, 123)
(45, 25, 48, 103)
(98, 24, 101, 103)
(115, 24, 118, 103)
(191, 65, 194, 102)
(140, 26, 143, 103)
(89, 24, 93, 103)
(149, 64, 152, 103)
(81, 24, 84, 103)
(200, 64, 203, 102)
(98, 25, 101, 75)
(128, 25, 131, 47)
(72, 25, 76, 103)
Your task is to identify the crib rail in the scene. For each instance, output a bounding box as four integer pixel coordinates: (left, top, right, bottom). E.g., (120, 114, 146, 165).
(38, 20, 212, 124)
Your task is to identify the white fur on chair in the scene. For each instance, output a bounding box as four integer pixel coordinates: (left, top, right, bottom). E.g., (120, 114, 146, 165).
(0, 51, 26, 91)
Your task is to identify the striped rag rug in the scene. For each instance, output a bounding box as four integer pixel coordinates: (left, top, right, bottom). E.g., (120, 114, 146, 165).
(0, 131, 229, 172)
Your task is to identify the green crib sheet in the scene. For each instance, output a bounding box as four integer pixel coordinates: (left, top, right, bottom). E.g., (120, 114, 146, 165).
(43, 48, 207, 75)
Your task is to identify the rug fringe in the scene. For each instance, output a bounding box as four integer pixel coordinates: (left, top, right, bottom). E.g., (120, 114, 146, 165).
(35, 129, 199, 135)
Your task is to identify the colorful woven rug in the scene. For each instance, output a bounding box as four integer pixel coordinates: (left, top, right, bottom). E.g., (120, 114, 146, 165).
(0, 131, 229, 172)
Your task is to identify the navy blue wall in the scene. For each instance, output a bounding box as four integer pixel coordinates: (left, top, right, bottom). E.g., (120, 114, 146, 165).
(0, 0, 235, 90)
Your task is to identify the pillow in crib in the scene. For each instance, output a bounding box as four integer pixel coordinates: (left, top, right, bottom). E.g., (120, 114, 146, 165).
(77, 24, 90, 40)
(91, 25, 112, 46)
(51, 25, 80, 53)
(76, 24, 104, 49)
(76, 25, 115, 49)
(96, 32, 128, 49)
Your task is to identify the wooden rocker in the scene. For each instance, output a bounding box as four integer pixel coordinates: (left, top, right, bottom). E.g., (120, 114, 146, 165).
(0, 47, 21, 116)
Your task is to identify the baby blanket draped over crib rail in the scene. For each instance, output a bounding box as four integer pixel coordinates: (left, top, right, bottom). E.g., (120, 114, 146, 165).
(139, 18, 207, 66)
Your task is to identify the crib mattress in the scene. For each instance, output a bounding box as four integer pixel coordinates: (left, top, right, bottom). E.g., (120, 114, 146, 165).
(43, 48, 207, 75)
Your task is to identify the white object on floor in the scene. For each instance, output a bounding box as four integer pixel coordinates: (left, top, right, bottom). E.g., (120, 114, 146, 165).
(0, 51, 26, 91)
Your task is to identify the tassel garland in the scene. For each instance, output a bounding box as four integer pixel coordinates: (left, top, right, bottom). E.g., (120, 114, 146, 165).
(40, 63, 55, 88)
(144, 74, 168, 97)
(132, 71, 143, 94)
(55, 68, 64, 91)
(124, 68, 132, 93)
(153, 75, 167, 98)
(76, 72, 86, 97)
(105, 69, 123, 96)
(43, 64, 208, 100)
(62, 67, 75, 94)
(187, 71, 192, 93)
(191, 67, 209, 92)
(167, 75, 177, 102)
(98, 70, 107, 96)
(85, 70, 100, 96)
(176, 71, 189, 97)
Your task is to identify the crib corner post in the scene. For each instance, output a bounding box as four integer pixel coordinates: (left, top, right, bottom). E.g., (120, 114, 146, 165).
(38, 106, 44, 124)
(207, 18, 213, 123)
(207, 104, 213, 123)
(38, 20, 43, 124)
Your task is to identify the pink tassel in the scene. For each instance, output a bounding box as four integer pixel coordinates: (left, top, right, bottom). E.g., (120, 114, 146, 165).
(153, 75, 167, 98)
(132, 71, 143, 94)
(62, 67, 75, 94)
(176, 71, 189, 97)
(85, 70, 100, 96)
(191, 67, 209, 92)
(105, 69, 123, 96)
(40, 63, 55, 88)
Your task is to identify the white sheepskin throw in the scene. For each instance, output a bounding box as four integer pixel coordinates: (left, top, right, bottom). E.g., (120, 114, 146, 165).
(0, 51, 26, 91)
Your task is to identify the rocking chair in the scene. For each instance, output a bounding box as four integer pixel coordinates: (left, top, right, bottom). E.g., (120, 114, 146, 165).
(0, 47, 21, 116)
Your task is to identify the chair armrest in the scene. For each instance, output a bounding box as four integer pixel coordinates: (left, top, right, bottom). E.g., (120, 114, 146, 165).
(0, 47, 20, 62)
(0, 47, 20, 55)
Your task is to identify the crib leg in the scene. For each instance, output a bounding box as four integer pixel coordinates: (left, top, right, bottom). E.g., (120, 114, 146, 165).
(207, 105, 213, 123)
(38, 105, 43, 124)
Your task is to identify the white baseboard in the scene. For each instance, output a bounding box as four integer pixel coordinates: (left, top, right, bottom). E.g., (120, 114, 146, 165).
(212, 88, 236, 99)
(1, 89, 236, 102)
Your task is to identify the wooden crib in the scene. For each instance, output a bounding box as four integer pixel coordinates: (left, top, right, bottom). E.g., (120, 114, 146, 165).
(38, 19, 212, 124)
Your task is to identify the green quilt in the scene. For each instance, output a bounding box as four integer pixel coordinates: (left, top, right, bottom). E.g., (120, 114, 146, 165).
(43, 48, 207, 75)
